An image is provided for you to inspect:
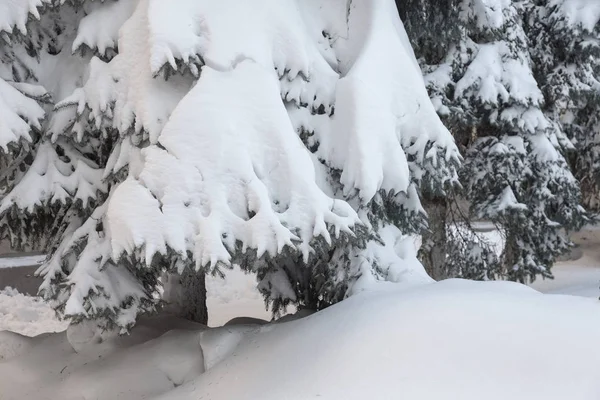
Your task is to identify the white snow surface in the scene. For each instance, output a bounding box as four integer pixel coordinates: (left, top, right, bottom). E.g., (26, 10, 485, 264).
(530, 226, 600, 297)
(0, 254, 45, 269)
(292, 0, 459, 202)
(1, 279, 600, 400)
(550, 0, 600, 32)
(0, 287, 67, 337)
(107, 61, 359, 268)
(72, 0, 139, 56)
(460, 0, 512, 31)
(0, 78, 45, 153)
(0, 0, 51, 35)
(0, 141, 105, 213)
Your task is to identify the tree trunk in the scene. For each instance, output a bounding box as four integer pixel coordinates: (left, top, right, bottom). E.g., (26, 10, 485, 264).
(502, 230, 521, 283)
(162, 267, 208, 324)
(420, 197, 448, 281)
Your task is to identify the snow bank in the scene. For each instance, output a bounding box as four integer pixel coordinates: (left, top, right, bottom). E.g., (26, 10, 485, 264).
(0, 254, 45, 269)
(166, 281, 600, 400)
(0, 287, 67, 337)
(2, 280, 599, 400)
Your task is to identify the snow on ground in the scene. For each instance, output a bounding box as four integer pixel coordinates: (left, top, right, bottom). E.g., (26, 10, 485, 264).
(531, 260, 600, 297)
(0, 264, 269, 335)
(1, 228, 600, 399)
(0, 254, 45, 269)
(1, 279, 599, 400)
(530, 226, 600, 298)
(465, 222, 600, 298)
(0, 287, 67, 337)
(1, 225, 599, 337)
(206, 267, 272, 326)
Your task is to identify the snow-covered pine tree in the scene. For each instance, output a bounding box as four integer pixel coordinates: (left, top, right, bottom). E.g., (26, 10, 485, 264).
(399, 0, 502, 280)
(0, 2, 111, 258)
(409, 0, 587, 282)
(523, 0, 600, 214)
(0, 0, 459, 331)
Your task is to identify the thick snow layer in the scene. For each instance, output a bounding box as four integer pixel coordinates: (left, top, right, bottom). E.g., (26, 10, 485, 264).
(0, 287, 67, 337)
(455, 41, 544, 110)
(1, 280, 600, 400)
(106, 60, 359, 269)
(0, 0, 51, 35)
(295, 0, 460, 202)
(550, 0, 600, 32)
(72, 0, 139, 55)
(0, 141, 105, 213)
(0, 78, 45, 153)
(348, 226, 433, 293)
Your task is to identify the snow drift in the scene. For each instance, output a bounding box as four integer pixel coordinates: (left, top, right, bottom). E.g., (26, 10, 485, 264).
(1, 279, 599, 400)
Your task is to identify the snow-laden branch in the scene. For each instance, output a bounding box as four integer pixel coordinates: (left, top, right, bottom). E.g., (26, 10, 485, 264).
(71, 0, 139, 56)
(107, 60, 360, 269)
(0, 0, 51, 36)
(0, 141, 105, 214)
(0, 79, 46, 154)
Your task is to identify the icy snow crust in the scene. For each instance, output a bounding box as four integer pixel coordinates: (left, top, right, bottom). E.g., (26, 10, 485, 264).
(36, 0, 459, 328)
(1, 280, 600, 400)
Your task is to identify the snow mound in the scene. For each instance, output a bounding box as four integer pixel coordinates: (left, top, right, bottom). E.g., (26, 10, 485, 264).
(0, 254, 45, 269)
(2, 280, 600, 400)
(0, 287, 67, 337)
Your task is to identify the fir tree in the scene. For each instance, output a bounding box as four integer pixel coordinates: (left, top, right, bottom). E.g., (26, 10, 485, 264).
(0, 2, 110, 256)
(399, 0, 502, 280)
(405, 0, 587, 282)
(523, 0, 600, 214)
(1, 0, 460, 331)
